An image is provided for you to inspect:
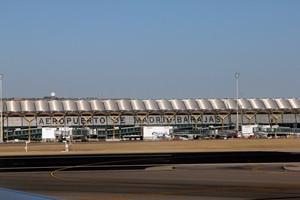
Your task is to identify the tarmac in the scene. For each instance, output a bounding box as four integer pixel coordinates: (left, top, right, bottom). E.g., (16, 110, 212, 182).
(1, 137, 300, 155)
(1, 138, 300, 171)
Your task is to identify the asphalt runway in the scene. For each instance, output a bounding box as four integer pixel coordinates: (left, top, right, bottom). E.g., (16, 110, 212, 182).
(0, 163, 300, 200)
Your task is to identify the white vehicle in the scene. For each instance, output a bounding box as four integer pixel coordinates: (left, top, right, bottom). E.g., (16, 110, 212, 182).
(143, 126, 172, 141)
(151, 131, 171, 140)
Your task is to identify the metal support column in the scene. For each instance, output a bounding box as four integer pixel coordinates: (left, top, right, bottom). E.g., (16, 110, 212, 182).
(136, 113, 149, 137)
(244, 111, 258, 125)
(23, 115, 37, 142)
(108, 113, 121, 139)
(81, 114, 94, 129)
(163, 113, 177, 127)
(217, 112, 231, 132)
(191, 113, 204, 130)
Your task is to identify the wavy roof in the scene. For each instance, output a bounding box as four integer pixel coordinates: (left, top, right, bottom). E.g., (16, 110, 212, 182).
(1, 98, 300, 115)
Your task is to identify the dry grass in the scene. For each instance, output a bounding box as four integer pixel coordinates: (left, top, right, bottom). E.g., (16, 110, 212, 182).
(0, 138, 299, 156)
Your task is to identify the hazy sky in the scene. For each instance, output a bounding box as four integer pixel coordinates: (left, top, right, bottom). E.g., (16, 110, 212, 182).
(1, 0, 299, 99)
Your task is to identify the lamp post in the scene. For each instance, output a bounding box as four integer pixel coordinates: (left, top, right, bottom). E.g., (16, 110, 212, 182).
(239, 92, 243, 126)
(0, 74, 3, 143)
(235, 73, 240, 132)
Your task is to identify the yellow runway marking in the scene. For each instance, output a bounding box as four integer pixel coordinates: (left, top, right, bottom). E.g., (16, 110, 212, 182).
(50, 157, 183, 188)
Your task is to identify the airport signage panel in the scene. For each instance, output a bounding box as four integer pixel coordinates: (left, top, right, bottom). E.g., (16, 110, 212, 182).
(3, 115, 225, 127)
(255, 114, 270, 124)
(35, 115, 224, 127)
(3, 114, 291, 128)
(5, 117, 38, 127)
(35, 116, 135, 126)
(136, 115, 223, 125)
(281, 114, 295, 123)
(6, 117, 23, 127)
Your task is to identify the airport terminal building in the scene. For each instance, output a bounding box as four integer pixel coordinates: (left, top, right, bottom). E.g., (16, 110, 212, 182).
(1, 97, 300, 141)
